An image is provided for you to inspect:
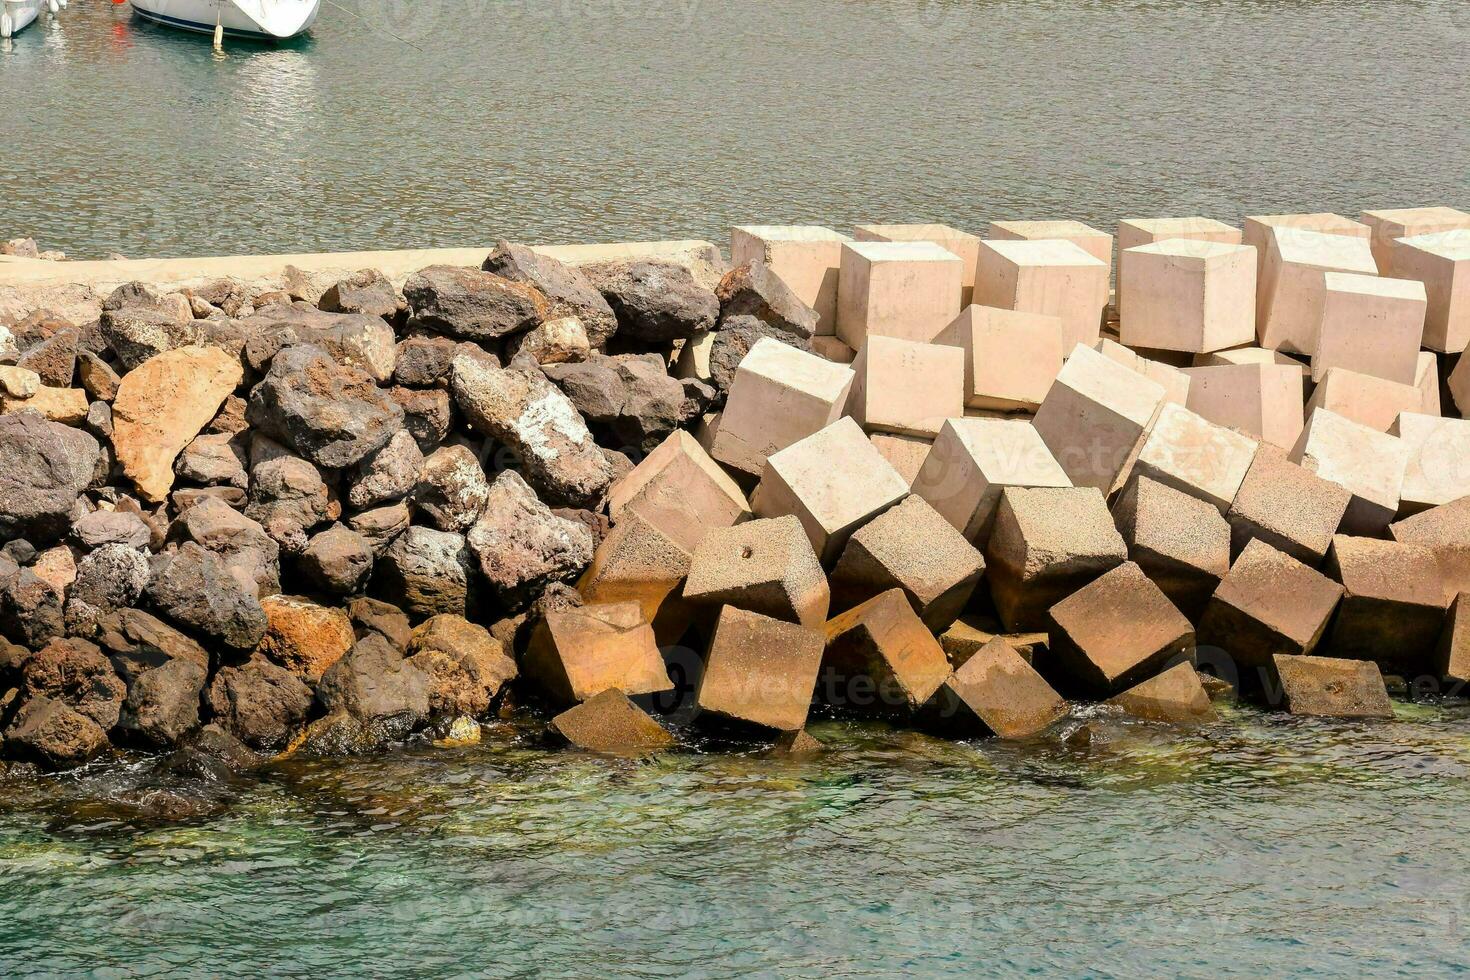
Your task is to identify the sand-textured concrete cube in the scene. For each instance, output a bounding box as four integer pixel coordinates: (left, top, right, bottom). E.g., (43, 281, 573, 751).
(835, 241, 964, 348)
(846, 335, 964, 438)
(1310, 272, 1427, 384)
(1436, 592, 1470, 684)
(821, 588, 952, 715)
(1391, 413, 1470, 514)
(811, 336, 855, 363)
(1117, 217, 1242, 314)
(937, 305, 1064, 411)
(1257, 227, 1379, 354)
(524, 601, 673, 707)
(751, 417, 909, 564)
(974, 239, 1110, 351)
(1129, 402, 1259, 514)
(1306, 367, 1425, 433)
(854, 223, 981, 305)
(730, 225, 848, 335)
(1193, 346, 1309, 374)
(1113, 475, 1230, 621)
(1389, 231, 1470, 353)
(1290, 408, 1407, 535)
(911, 418, 1071, 543)
(1197, 539, 1343, 683)
(1184, 362, 1304, 450)
(938, 614, 1049, 669)
(1225, 447, 1352, 565)
(984, 486, 1128, 631)
(711, 337, 854, 476)
(990, 219, 1113, 266)
(607, 429, 751, 554)
(868, 432, 930, 486)
(1108, 661, 1217, 725)
(1416, 352, 1441, 417)
(1094, 338, 1191, 406)
(830, 495, 985, 632)
(682, 515, 829, 629)
(1045, 561, 1194, 698)
(695, 606, 824, 733)
(924, 637, 1067, 739)
(1033, 343, 1166, 493)
(1391, 497, 1470, 600)
(1243, 212, 1371, 279)
(547, 689, 675, 755)
(577, 512, 692, 644)
(1361, 206, 1470, 271)
(1120, 240, 1256, 353)
(1323, 535, 1445, 675)
(1270, 654, 1393, 719)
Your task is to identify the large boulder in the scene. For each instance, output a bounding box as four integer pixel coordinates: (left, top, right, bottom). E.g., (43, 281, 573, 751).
(582, 259, 718, 343)
(245, 303, 397, 382)
(389, 386, 452, 454)
(16, 327, 79, 387)
(414, 444, 490, 532)
(116, 655, 208, 747)
(0, 567, 66, 649)
(257, 594, 355, 683)
(3, 697, 110, 769)
(205, 655, 314, 750)
(296, 524, 374, 596)
(246, 344, 403, 469)
(99, 283, 201, 371)
(715, 261, 818, 338)
(0, 413, 100, 542)
(405, 614, 517, 717)
(244, 454, 338, 555)
(466, 470, 594, 608)
(402, 265, 549, 341)
(373, 526, 474, 619)
(172, 496, 281, 597)
(20, 637, 127, 730)
(72, 510, 152, 550)
(482, 242, 617, 348)
(96, 607, 209, 681)
(175, 432, 249, 489)
(146, 542, 269, 652)
(316, 633, 431, 738)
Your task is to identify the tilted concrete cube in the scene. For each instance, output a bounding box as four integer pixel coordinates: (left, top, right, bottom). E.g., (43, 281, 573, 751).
(1306, 367, 1426, 433)
(1391, 413, 1470, 515)
(695, 606, 825, 733)
(984, 486, 1127, 631)
(1108, 661, 1218, 725)
(989, 219, 1113, 267)
(1416, 351, 1441, 417)
(1032, 343, 1166, 493)
(1310, 272, 1427, 384)
(974, 239, 1110, 351)
(1193, 345, 1310, 376)
(1120, 240, 1256, 353)
(937, 305, 1064, 411)
(577, 512, 692, 644)
(1129, 401, 1259, 514)
(750, 417, 909, 564)
(682, 515, 829, 629)
(1436, 592, 1470, 685)
(607, 429, 751, 554)
(1389, 231, 1470, 353)
(810, 336, 855, 363)
(1225, 446, 1352, 565)
(730, 225, 848, 335)
(1243, 212, 1371, 281)
(1257, 227, 1379, 355)
(1094, 338, 1191, 406)
(524, 601, 674, 707)
(1045, 561, 1194, 698)
(1391, 497, 1470, 600)
(1269, 654, 1393, 719)
(711, 337, 854, 476)
(938, 614, 1049, 669)
(868, 432, 930, 486)
(820, 588, 952, 715)
(835, 241, 964, 348)
(854, 223, 981, 305)
(1323, 535, 1445, 676)
(1290, 408, 1407, 536)
(1113, 475, 1230, 621)
(547, 689, 675, 755)
(910, 418, 1071, 543)
(846, 335, 965, 438)
(1116, 216, 1242, 315)
(830, 494, 985, 632)
(1184, 362, 1304, 450)
(1361, 206, 1470, 271)
(924, 637, 1067, 739)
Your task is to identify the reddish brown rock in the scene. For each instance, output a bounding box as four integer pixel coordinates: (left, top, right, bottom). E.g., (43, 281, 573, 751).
(406, 614, 517, 717)
(256, 595, 355, 684)
(821, 588, 951, 715)
(1270, 654, 1393, 719)
(695, 606, 824, 733)
(925, 637, 1067, 738)
(547, 688, 674, 756)
(523, 601, 673, 707)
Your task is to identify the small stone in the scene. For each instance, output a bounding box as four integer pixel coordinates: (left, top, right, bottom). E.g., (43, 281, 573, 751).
(547, 688, 674, 756)
(503, 315, 591, 365)
(175, 432, 248, 489)
(389, 386, 452, 454)
(257, 595, 355, 683)
(0, 365, 40, 399)
(71, 510, 151, 550)
(346, 502, 411, 558)
(318, 269, 400, 320)
(582, 259, 719, 343)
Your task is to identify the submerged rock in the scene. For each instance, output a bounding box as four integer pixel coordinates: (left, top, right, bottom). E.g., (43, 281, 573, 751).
(316, 633, 431, 738)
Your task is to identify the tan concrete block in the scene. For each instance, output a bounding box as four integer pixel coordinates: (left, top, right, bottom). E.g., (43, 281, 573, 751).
(577, 512, 691, 643)
(854, 223, 981, 305)
(868, 432, 930, 486)
(1390, 497, 1470, 601)
(682, 515, 829, 628)
(1270, 654, 1392, 719)
(1391, 413, 1470, 514)
(938, 613, 1049, 668)
(750, 417, 909, 564)
(1323, 534, 1445, 675)
(1113, 475, 1230, 621)
(1129, 401, 1258, 513)
(1310, 273, 1427, 384)
(1290, 408, 1407, 536)
(695, 606, 824, 733)
(910, 418, 1071, 543)
(1045, 561, 1194, 697)
(1225, 446, 1352, 565)
(974, 239, 1110, 351)
(821, 588, 952, 714)
(1243, 212, 1372, 280)
(830, 494, 985, 632)
(1257, 227, 1378, 354)
(1415, 351, 1441, 417)
(1120, 240, 1256, 353)
(1193, 345, 1310, 376)
(1183, 362, 1304, 450)
(1389, 231, 1470, 353)
(673, 330, 715, 385)
(810, 335, 855, 363)
(1093, 338, 1191, 406)
(1361, 206, 1470, 271)
(1108, 661, 1218, 725)
(711, 336, 854, 476)
(835, 240, 964, 348)
(548, 688, 674, 755)
(1306, 366, 1425, 433)
(607, 429, 750, 554)
(524, 601, 674, 707)
(730, 225, 848, 335)
(938, 305, 1064, 411)
(924, 637, 1067, 738)
(990, 219, 1113, 267)
(1117, 217, 1242, 314)
(1435, 592, 1470, 684)
(984, 485, 1127, 631)
(1032, 343, 1166, 492)
(847, 335, 965, 438)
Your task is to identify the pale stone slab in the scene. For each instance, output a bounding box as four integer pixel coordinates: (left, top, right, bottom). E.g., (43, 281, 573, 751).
(1391, 497, 1470, 601)
(1120, 239, 1256, 353)
(730, 225, 848, 336)
(1391, 412, 1470, 514)
(673, 330, 715, 385)
(868, 432, 931, 486)
(1257, 227, 1378, 355)
(835, 240, 964, 348)
(973, 238, 1110, 351)
(924, 636, 1067, 739)
(607, 430, 750, 554)
(1108, 661, 1218, 725)
(854, 223, 981, 305)
(1243, 212, 1371, 281)
(1094, 338, 1191, 406)
(938, 305, 1064, 411)
(524, 601, 673, 707)
(577, 511, 692, 644)
(1271, 654, 1392, 719)
(1183, 362, 1304, 450)
(846, 335, 965, 438)
(1361, 206, 1470, 271)
(1129, 402, 1259, 514)
(1289, 408, 1408, 536)
(1193, 345, 1309, 376)
(1389, 230, 1470, 353)
(821, 588, 953, 714)
(1306, 367, 1425, 433)
(1225, 446, 1351, 565)
(1311, 272, 1427, 384)
(989, 219, 1113, 266)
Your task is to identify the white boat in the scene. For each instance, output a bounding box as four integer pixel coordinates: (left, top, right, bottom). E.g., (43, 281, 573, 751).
(128, 0, 319, 40)
(1, 0, 42, 39)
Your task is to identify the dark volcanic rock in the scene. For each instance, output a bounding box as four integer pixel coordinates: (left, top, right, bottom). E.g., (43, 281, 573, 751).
(64, 543, 152, 637)
(244, 454, 338, 555)
(117, 655, 208, 747)
(16, 327, 79, 387)
(147, 542, 269, 652)
(0, 413, 101, 543)
(406, 614, 517, 717)
(205, 655, 313, 751)
(372, 526, 474, 619)
(318, 269, 401, 321)
(414, 444, 490, 532)
(316, 633, 431, 737)
(347, 597, 412, 651)
(244, 303, 397, 382)
(391, 335, 463, 388)
(21, 637, 127, 730)
(708, 314, 814, 393)
(346, 429, 423, 510)
(96, 607, 210, 683)
(482, 241, 618, 348)
(297, 524, 374, 596)
(715, 261, 818, 338)
(346, 502, 410, 558)
(1, 568, 66, 650)
(466, 470, 594, 609)
(403, 265, 549, 341)
(246, 344, 403, 469)
(542, 353, 700, 454)
(72, 510, 152, 550)
(388, 386, 452, 454)
(4, 697, 109, 769)
(175, 432, 249, 489)
(582, 259, 718, 343)
(173, 496, 281, 597)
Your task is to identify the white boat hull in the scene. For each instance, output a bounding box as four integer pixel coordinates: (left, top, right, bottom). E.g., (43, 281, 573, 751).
(1, 0, 42, 38)
(129, 0, 318, 39)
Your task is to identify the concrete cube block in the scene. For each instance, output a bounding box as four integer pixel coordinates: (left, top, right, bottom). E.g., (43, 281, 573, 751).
(1391, 413, 1470, 514)
(750, 417, 909, 564)
(847, 335, 965, 438)
(1391, 497, 1470, 601)
(1435, 592, 1470, 685)
(1183, 362, 1304, 450)
(1308, 358, 1430, 439)
(1243, 212, 1372, 280)
(1120, 240, 1256, 353)
(1116, 216, 1242, 315)
(1108, 661, 1218, 725)
(577, 512, 692, 644)
(1044, 561, 1194, 698)
(730, 225, 849, 335)
(984, 485, 1128, 631)
(1390, 231, 1470, 353)
(1197, 539, 1343, 682)
(1415, 351, 1441, 417)
(974, 239, 1110, 351)
(1094, 338, 1191, 406)
(1310, 272, 1427, 383)
(1193, 345, 1310, 374)
(1032, 343, 1167, 492)
(835, 241, 964, 348)
(1257, 227, 1378, 355)
(1225, 446, 1352, 565)
(1270, 654, 1393, 719)
(695, 606, 825, 733)
(938, 614, 1049, 669)
(1290, 408, 1408, 536)
(1361, 206, 1470, 271)
(1113, 475, 1231, 621)
(810, 335, 855, 364)
(711, 337, 854, 476)
(910, 418, 1071, 543)
(821, 588, 952, 714)
(924, 637, 1067, 739)
(607, 429, 751, 553)
(937, 305, 1064, 411)
(830, 494, 985, 632)
(673, 330, 715, 385)
(547, 689, 675, 755)
(1323, 535, 1445, 675)
(868, 432, 931, 486)
(1129, 402, 1259, 513)
(524, 601, 674, 707)
(854, 223, 981, 305)
(682, 515, 829, 628)
(989, 219, 1113, 267)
